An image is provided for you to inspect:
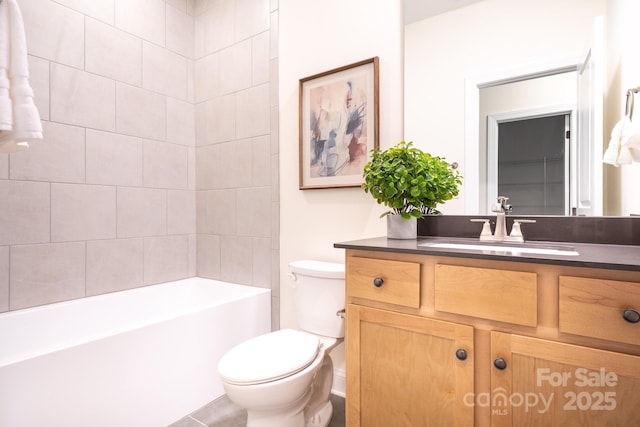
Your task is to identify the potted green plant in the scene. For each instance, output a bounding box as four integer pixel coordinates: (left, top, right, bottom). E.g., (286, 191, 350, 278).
(362, 141, 462, 239)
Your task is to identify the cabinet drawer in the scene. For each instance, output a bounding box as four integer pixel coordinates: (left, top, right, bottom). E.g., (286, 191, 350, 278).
(347, 257, 421, 308)
(559, 276, 640, 346)
(434, 264, 537, 327)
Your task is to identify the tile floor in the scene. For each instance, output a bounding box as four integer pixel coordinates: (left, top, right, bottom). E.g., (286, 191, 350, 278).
(168, 394, 345, 427)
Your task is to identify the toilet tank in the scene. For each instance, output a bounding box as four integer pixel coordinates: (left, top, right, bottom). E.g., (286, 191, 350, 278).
(289, 260, 345, 338)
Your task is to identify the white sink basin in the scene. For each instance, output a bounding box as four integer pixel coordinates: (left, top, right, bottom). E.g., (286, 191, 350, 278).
(421, 242, 580, 256)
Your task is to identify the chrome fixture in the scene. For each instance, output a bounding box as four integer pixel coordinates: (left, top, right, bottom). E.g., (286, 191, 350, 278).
(471, 196, 535, 243)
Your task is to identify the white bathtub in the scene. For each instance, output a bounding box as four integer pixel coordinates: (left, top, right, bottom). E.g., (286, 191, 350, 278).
(0, 277, 271, 427)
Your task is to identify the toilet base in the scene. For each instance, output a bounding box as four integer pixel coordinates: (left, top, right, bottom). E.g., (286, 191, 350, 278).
(306, 400, 333, 427)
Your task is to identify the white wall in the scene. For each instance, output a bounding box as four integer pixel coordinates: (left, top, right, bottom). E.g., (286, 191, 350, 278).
(279, 0, 404, 379)
(405, 0, 606, 214)
(605, 0, 640, 215)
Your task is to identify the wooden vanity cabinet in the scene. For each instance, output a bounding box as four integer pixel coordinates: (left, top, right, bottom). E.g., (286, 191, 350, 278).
(344, 250, 640, 427)
(347, 304, 474, 426)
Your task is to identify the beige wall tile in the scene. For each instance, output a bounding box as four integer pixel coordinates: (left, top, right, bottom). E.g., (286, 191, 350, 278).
(237, 187, 271, 237)
(269, 9, 278, 60)
(0, 246, 8, 312)
(205, 189, 236, 234)
(235, 83, 270, 139)
(252, 31, 270, 85)
(195, 144, 220, 189)
(143, 140, 189, 189)
(51, 0, 115, 24)
(165, 0, 187, 12)
(167, 98, 195, 146)
(143, 235, 189, 284)
(86, 238, 144, 295)
(10, 242, 86, 310)
(10, 121, 85, 183)
(86, 18, 143, 86)
(51, 184, 117, 242)
(252, 237, 271, 288)
(20, 0, 85, 68)
(203, 0, 234, 54)
(116, 83, 167, 141)
(193, 0, 212, 16)
(217, 139, 252, 188)
(115, 0, 166, 46)
(187, 59, 195, 103)
(194, 53, 220, 103)
(196, 233, 220, 279)
(166, 5, 194, 57)
(188, 233, 197, 276)
(195, 95, 235, 145)
(0, 155, 7, 179)
(186, 0, 196, 15)
(0, 180, 50, 246)
(143, 42, 188, 100)
(219, 40, 252, 95)
(51, 64, 116, 131)
(194, 15, 205, 59)
(220, 235, 252, 285)
(235, 0, 270, 42)
(28, 56, 50, 121)
(252, 135, 271, 186)
(168, 190, 196, 234)
(86, 130, 143, 186)
(187, 146, 196, 190)
(195, 190, 207, 233)
(117, 187, 167, 238)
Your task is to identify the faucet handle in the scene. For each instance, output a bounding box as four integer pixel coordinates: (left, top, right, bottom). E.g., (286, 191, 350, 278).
(470, 219, 492, 238)
(509, 219, 536, 239)
(492, 196, 512, 213)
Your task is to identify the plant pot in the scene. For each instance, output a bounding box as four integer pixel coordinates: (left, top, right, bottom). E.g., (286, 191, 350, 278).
(386, 215, 417, 239)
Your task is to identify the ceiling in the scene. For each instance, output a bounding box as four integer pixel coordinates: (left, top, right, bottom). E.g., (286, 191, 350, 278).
(403, 0, 487, 24)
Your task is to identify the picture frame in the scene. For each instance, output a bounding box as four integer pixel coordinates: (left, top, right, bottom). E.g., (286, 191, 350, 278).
(298, 57, 379, 189)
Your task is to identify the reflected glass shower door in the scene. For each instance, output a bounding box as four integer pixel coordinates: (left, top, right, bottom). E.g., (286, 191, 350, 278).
(497, 114, 570, 215)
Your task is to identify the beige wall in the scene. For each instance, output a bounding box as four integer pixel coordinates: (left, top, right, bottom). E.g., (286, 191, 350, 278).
(605, 0, 640, 215)
(1, 0, 278, 314)
(279, 0, 404, 380)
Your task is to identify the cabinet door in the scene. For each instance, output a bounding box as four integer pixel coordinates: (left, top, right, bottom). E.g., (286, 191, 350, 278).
(491, 332, 640, 426)
(346, 304, 474, 427)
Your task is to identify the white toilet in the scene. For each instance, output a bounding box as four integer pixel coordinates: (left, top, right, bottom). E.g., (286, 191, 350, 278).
(217, 260, 345, 427)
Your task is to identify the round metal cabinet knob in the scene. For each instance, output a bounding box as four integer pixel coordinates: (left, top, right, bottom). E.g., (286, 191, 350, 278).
(622, 308, 640, 324)
(493, 357, 507, 370)
(455, 349, 468, 361)
(373, 277, 384, 288)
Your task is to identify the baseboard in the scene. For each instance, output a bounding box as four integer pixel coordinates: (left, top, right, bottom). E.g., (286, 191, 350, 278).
(332, 368, 346, 397)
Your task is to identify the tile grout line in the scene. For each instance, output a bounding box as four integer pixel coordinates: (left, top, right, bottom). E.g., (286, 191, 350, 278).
(187, 415, 207, 426)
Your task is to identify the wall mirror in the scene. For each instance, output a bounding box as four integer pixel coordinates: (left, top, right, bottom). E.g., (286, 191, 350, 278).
(403, 0, 620, 216)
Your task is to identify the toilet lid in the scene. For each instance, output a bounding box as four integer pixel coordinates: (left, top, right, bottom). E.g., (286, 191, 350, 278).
(218, 329, 320, 385)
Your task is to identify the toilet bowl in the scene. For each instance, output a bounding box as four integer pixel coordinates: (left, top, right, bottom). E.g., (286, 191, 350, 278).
(217, 260, 345, 427)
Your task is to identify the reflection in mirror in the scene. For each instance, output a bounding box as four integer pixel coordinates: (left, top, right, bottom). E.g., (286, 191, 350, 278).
(404, 0, 615, 216)
(480, 72, 577, 215)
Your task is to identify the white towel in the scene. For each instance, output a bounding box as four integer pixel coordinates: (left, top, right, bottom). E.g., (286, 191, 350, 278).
(603, 115, 640, 166)
(0, 0, 43, 154)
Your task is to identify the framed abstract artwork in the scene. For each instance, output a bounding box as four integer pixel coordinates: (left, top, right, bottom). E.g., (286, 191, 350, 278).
(298, 57, 379, 189)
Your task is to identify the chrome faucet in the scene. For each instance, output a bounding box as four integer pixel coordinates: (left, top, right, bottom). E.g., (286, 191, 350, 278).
(492, 196, 512, 240)
(471, 196, 535, 243)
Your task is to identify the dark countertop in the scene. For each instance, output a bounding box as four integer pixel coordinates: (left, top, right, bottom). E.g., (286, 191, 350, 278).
(334, 236, 640, 272)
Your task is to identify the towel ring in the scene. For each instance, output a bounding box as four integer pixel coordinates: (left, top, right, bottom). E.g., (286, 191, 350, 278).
(626, 87, 640, 121)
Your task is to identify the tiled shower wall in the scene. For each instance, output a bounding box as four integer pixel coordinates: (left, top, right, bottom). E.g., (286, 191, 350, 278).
(0, 0, 279, 326)
(194, 0, 279, 329)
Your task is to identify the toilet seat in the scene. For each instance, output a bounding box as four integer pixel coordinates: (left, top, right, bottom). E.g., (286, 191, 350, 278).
(218, 329, 320, 386)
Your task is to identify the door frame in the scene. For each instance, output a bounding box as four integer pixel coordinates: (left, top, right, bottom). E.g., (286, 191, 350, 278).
(487, 105, 575, 215)
(464, 54, 583, 214)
